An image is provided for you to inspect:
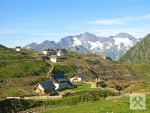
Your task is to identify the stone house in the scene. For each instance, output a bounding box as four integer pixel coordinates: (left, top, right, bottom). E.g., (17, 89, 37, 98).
(33, 81, 56, 95)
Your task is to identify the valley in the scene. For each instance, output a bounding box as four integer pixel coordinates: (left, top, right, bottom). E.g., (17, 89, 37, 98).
(0, 36, 150, 113)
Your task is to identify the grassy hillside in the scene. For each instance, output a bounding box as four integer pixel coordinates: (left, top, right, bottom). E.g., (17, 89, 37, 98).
(122, 82, 150, 93)
(43, 94, 150, 113)
(119, 34, 150, 63)
(1, 46, 150, 113)
(0, 90, 117, 113)
(124, 63, 150, 83)
(0, 45, 38, 60)
(0, 60, 50, 78)
(0, 45, 51, 79)
(47, 50, 139, 90)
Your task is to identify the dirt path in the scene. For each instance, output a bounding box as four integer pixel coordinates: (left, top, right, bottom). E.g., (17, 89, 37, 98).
(45, 60, 54, 78)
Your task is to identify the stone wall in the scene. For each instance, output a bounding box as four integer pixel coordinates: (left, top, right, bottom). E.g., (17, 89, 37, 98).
(24, 95, 62, 99)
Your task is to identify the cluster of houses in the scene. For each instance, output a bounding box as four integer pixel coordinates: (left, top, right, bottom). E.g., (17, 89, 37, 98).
(42, 48, 67, 63)
(15, 47, 67, 63)
(15, 47, 107, 95)
(33, 73, 106, 95)
(34, 73, 83, 95)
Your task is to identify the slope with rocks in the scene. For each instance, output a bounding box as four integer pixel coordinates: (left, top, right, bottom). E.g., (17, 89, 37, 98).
(49, 51, 140, 90)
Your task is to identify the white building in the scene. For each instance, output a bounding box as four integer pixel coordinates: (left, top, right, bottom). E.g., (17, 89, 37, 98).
(16, 46, 21, 51)
(49, 74, 74, 90)
(56, 49, 67, 56)
(50, 55, 57, 63)
(70, 73, 84, 82)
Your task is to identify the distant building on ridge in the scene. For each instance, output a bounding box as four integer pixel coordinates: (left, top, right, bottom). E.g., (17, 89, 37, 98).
(16, 46, 21, 51)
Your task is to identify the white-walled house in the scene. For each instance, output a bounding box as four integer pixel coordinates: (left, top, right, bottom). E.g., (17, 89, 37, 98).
(16, 46, 21, 51)
(102, 56, 112, 61)
(42, 50, 48, 55)
(50, 55, 57, 63)
(56, 49, 67, 56)
(70, 73, 84, 82)
(49, 74, 74, 90)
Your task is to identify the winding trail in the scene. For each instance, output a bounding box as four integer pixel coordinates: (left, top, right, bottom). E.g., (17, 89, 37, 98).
(45, 60, 54, 78)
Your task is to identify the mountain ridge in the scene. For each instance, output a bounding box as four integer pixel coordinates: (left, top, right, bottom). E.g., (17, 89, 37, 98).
(24, 32, 141, 60)
(118, 34, 150, 63)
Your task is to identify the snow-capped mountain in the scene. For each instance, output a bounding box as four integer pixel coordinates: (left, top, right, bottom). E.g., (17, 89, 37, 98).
(24, 32, 141, 60)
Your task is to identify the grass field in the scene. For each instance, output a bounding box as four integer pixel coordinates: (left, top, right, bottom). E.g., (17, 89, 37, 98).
(72, 82, 100, 92)
(0, 47, 51, 79)
(43, 94, 150, 113)
(124, 63, 150, 83)
(122, 82, 150, 93)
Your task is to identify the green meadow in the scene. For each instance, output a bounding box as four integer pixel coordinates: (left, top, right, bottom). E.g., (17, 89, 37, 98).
(43, 94, 150, 113)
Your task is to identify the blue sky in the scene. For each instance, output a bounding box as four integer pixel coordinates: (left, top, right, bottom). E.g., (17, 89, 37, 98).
(0, 0, 150, 48)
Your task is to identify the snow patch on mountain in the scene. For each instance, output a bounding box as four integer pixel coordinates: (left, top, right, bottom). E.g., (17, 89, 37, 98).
(88, 41, 103, 50)
(114, 37, 133, 47)
(105, 42, 112, 49)
(72, 37, 82, 46)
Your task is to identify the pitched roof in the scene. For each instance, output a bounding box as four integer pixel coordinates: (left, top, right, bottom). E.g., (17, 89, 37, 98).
(39, 81, 55, 90)
(51, 74, 73, 86)
(71, 73, 84, 78)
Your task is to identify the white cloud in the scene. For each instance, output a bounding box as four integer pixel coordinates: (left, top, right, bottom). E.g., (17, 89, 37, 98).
(89, 19, 122, 25)
(136, 14, 150, 20)
(88, 14, 150, 25)
(90, 26, 150, 38)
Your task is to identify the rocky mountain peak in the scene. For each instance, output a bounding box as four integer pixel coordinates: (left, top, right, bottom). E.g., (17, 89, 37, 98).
(114, 33, 136, 41)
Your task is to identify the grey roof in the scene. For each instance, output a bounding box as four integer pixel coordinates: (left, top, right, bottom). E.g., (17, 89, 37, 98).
(51, 74, 74, 87)
(16, 46, 21, 48)
(43, 49, 55, 51)
(39, 81, 55, 90)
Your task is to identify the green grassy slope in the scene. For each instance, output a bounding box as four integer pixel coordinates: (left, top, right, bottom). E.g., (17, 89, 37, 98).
(121, 63, 150, 94)
(44, 94, 150, 113)
(124, 63, 150, 83)
(0, 60, 50, 78)
(0, 45, 51, 79)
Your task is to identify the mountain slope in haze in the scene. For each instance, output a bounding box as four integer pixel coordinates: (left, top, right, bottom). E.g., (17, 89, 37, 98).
(24, 32, 141, 60)
(119, 34, 150, 63)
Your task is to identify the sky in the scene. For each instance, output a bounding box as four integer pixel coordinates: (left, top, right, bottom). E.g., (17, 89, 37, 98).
(0, 0, 150, 48)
